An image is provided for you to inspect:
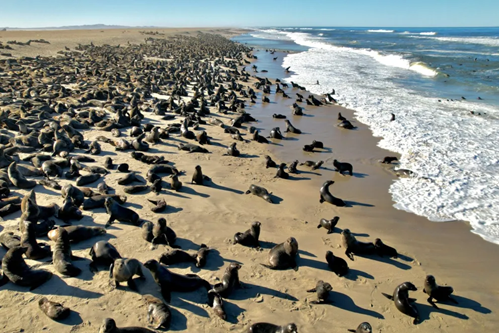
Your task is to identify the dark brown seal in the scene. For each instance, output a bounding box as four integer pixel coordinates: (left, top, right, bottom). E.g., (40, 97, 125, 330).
(326, 251, 349, 277)
(89, 241, 122, 273)
(319, 180, 346, 207)
(38, 297, 70, 321)
(264, 155, 277, 168)
(143, 259, 211, 303)
(2, 246, 52, 290)
(48, 225, 106, 243)
(374, 238, 398, 258)
(104, 197, 140, 227)
(382, 282, 420, 324)
(192, 165, 210, 185)
(348, 322, 373, 333)
(248, 323, 298, 333)
(307, 280, 332, 304)
(341, 229, 376, 261)
(208, 290, 226, 320)
(234, 221, 261, 247)
(52, 227, 81, 277)
(143, 295, 171, 330)
(109, 258, 144, 291)
(261, 237, 298, 271)
(333, 159, 353, 176)
(211, 263, 242, 298)
(98, 318, 155, 333)
(423, 275, 458, 309)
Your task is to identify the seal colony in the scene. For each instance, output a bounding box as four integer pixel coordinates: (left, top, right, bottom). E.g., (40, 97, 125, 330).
(0, 28, 488, 333)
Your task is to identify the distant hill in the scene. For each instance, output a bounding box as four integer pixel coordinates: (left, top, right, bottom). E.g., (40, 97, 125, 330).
(0, 24, 158, 31)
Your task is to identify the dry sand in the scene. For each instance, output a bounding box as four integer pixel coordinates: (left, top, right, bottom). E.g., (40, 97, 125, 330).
(0, 29, 497, 333)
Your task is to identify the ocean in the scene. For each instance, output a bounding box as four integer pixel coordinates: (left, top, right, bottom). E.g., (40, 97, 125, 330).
(232, 27, 499, 245)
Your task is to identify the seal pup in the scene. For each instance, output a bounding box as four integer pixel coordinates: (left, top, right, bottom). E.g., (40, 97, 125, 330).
(268, 127, 283, 139)
(48, 225, 106, 243)
(192, 165, 210, 185)
(148, 198, 167, 213)
(319, 180, 346, 207)
(382, 282, 420, 324)
(117, 172, 144, 185)
(274, 163, 289, 179)
(21, 220, 52, 260)
(338, 119, 356, 129)
(76, 173, 101, 186)
(159, 249, 197, 266)
(104, 197, 140, 227)
(150, 218, 179, 248)
(208, 290, 226, 320)
(284, 120, 301, 134)
(312, 140, 324, 149)
(374, 238, 398, 258)
(211, 263, 243, 297)
(98, 318, 155, 333)
(248, 323, 298, 333)
(303, 144, 315, 152)
(380, 156, 398, 164)
(143, 259, 211, 303)
(325, 251, 349, 277)
(8, 162, 36, 189)
(246, 184, 273, 203)
(333, 160, 353, 176)
(170, 174, 182, 191)
(300, 160, 323, 170)
(341, 229, 376, 261)
(307, 280, 332, 304)
(264, 155, 277, 168)
(234, 221, 261, 247)
(338, 112, 346, 121)
(89, 241, 122, 273)
(143, 295, 171, 330)
(262, 237, 299, 271)
(288, 160, 298, 173)
(38, 297, 70, 321)
(225, 142, 240, 157)
(2, 247, 52, 290)
(52, 227, 81, 277)
(253, 130, 269, 144)
(423, 275, 458, 309)
(317, 216, 339, 234)
(109, 258, 144, 291)
(348, 322, 372, 333)
(273, 114, 286, 119)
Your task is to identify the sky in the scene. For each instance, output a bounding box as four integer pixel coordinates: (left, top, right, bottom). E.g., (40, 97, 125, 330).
(0, 0, 498, 28)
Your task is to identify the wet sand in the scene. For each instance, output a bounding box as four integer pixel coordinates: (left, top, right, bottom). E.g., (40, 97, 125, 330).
(0, 30, 497, 333)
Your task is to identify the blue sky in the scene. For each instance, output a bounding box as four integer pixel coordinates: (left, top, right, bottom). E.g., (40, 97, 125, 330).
(0, 0, 497, 28)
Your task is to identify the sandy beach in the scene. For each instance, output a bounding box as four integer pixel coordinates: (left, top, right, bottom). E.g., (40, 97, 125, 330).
(0, 28, 497, 333)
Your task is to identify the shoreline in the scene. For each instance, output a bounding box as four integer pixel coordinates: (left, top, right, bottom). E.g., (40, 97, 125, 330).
(0, 29, 496, 333)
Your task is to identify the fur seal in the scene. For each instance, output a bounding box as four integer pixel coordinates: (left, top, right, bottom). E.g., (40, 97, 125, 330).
(48, 225, 106, 243)
(268, 127, 283, 139)
(82, 194, 127, 210)
(317, 216, 339, 234)
(110, 258, 144, 291)
(374, 238, 398, 258)
(338, 119, 356, 129)
(273, 114, 286, 119)
(348, 322, 372, 333)
(98, 318, 155, 333)
(8, 162, 36, 189)
(148, 198, 167, 213)
(124, 184, 151, 194)
(300, 160, 323, 170)
(58, 197, 83, 222)
(262, 237, 299, 271)
(61, 184, 84, 207)
(284, 120, 301, 134)
(143, 295, 171, 330)
(2, 246, 52, 290)
(312, 140, 324, 149)
(274, 163, 289, 179)
(104, 157, 114, 170)
(178, 143, 209, 153)
(302, 144, 315, 152)
(117, 172, 144, 185)
(341, 229, 376, 261)
(150, 218, 179, 248)
(248, 323, 298, 333)
(89, 241, 122, 273)
(234, 221, 261, 247)
(246, 184, 273, 203)
(225, 142, 240, 157)
(253, 131, 269, 144)
(288, 160, 298, 173)
(143, 259, 211, 303)
(208, 290, 226, 320)
(264, 155, 277, 168)
(382, 282, 420, 324)
(192, 165, 210, 185)
(38, 297, 70, 321)
(76, 173, 101, 186)
(423, 275, 458, 309)
(52, 227, 81, 277)
(118, 164, 129, 172)
(21, 220, 52, 259)
(0, 231, 21, 249)
(211, 262, 242, 297)
(170, 174, 182, 191)
(159, 249, 197, 266)
(319, 180, 346, 206)
(307, 280, 332, 304)
(380, 156, 398, 164)
(333, 160, 353, 176)
(104, 197, 140, 227)
(325, 250, 349, 277)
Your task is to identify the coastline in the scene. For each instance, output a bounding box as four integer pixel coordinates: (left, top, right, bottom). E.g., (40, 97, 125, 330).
(0, 29, 496, 333)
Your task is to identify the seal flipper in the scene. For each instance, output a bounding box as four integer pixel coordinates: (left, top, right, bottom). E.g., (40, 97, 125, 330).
(306, 288, 317, 293)
(382, 292, 394, 300)
(109, 262, 115, 279)
(427, 297, 439, 309)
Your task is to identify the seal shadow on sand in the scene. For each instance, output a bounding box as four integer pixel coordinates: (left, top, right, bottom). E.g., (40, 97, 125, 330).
(442, 295, 491, 314)
(330, 290, 384, 319)
(167, 305, 188, 331)
(415, 301, 470, 323)
(229, 282, 298, 302)
(180, 185, 210, 198)
(343, 200, 375, 208)
(206, 180, 245, 195)
(344, 268, 375, 281)
(58, 310, 84, 326)
(355, 253, 412, 270)
(223, 300, 246, 324)
(172, 296, 210, 318)
(9, 274, 103, 298)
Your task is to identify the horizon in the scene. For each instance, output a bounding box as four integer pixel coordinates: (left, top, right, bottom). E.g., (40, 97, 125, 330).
(0, 0, 498, 28)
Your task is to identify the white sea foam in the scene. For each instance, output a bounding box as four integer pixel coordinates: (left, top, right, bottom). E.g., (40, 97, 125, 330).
(281, 32, 499, 245)
(420, 32, 437, 35)
(318, 33, 324, 36)
(250, 29, 293, 41)
(413, 36, 499, 47)
(367, 29, 395, 33)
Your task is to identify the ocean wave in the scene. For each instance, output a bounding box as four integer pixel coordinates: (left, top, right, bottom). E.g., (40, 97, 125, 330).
(318, 33, 324, 36)
(281, 42, 499, 245)
(285, 31, 438, 77)
(367, 29, 395, 33)
(413, 36, 499, 47)
(318, 28, 336, 31)
(400, 31, 437, 36)
(250, 29, 293, 41)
